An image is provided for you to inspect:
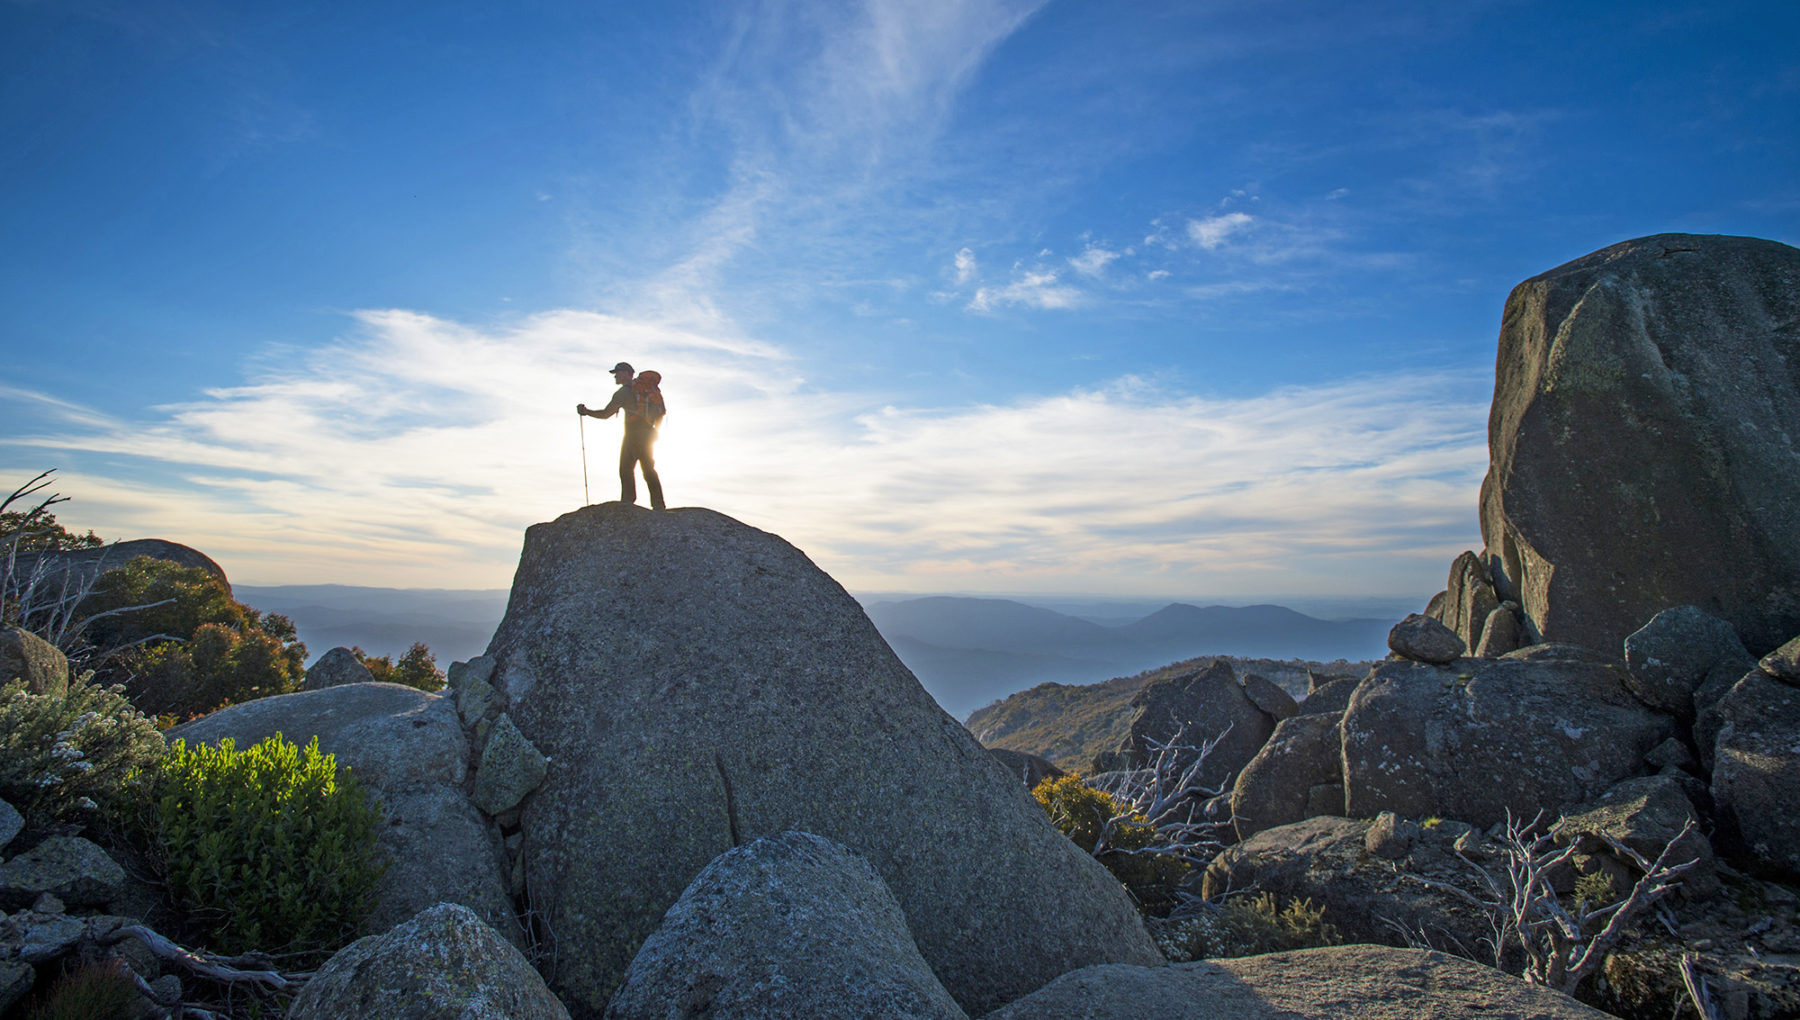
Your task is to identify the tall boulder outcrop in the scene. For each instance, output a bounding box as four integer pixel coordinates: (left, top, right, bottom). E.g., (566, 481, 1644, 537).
(1478, 234, 1800, 656)
(1341, 652, 1671, 827)
(486, 504, 1160, 1018)
(1096, 659, 1277, 791)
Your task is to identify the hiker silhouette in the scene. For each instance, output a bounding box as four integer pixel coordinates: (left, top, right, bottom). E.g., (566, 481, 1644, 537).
(577, 362, 666, 510)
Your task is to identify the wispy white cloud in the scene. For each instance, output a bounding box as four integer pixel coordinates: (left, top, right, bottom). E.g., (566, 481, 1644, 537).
(1067, 244, 1123, 277)
(4, 309, 1485, 596)
(969, 269, 1081, 312)
(1187, 211, 1254, 249)
(953, 246, 977, 284)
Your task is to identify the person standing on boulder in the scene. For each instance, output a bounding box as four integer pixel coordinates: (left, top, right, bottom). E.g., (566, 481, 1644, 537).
(577, 362, 666, 510)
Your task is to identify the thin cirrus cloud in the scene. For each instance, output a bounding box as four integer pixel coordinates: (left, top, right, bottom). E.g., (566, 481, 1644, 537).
(3, 308, 1487, 593)
(1187, 211, 1255, 249)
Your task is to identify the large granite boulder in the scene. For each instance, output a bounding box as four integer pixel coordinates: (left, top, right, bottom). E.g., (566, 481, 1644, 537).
(301, 647, 376, 692)
(289, 903, 568, 1020)
(170, 683, 517, 942)
(1478, 234, 1800, 657)
(1199, 816, 1501, 956)
(1710, 671, 1800, 877)
(1425, 551, 1502, 653)
(1097, 658, 1277, 791)
(1386, 614, 1465, 665)
(14, 539, 230, 592)
(1760, 634, 1800, 683)
(1554, 773, 1718, 898)
(0, 627, 68, 696)
(1341, 654, 1672, 827)
(1623, 605, 1754, 718)
(486, 504, 1161, 1018)
(1230, 712, 1343, 841)
(605, 831, 966, 1020)
(982, 945, 1611, 1020)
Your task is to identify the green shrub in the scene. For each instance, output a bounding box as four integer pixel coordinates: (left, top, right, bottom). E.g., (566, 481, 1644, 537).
(1034, 774, 1190, 912)
(0, 670, 165, 821)
(153, 733, 385, 959)
(78, 557, 306, 718)
(1153, 892, 1343, 961)
(354, 641, 445, 692)
(24, 960, 138, 1020)
(1218, 892, 1342, 954)
(121, 621, 302, 719)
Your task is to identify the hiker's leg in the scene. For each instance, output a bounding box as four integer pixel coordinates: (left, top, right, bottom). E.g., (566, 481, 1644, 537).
(617, 439, 637, 504)
(641, 433, 665, 510)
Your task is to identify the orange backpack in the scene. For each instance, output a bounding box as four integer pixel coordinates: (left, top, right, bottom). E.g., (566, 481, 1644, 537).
(629, 371, 665, 425)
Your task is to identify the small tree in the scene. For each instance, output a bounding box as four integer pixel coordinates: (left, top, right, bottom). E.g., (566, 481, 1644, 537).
(354, 642, 445, 692)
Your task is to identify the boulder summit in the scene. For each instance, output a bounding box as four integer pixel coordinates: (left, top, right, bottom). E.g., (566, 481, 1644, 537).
(486, 504, 1160, 1017)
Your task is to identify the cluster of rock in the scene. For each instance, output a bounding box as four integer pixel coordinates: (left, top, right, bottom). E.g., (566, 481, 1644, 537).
(0, 628, 179, 1016)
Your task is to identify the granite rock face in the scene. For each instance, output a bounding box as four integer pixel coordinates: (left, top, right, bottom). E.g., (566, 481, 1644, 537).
(1341, 655, 1671, 827)
(1478, 234, 1800, 656)
(0, 627, 68, 697)
(171, 683, 518, 942)
(289, 903, 569, 1020)
(486, 504, 1160, 1017)
(1710, 671, 1800, 878)
(301, 646, 376, 692)
(1230, 712, 1342, 841)
(987, 748, 1065, 789)
(1623, 605, 1754, 717)
(1555, 773, 1717, 898)
(983, 945, 1611, 1020)
(1099, 658, 1277, 791)
(14, 539, 230, 592)
(605, 832, 966, 1020)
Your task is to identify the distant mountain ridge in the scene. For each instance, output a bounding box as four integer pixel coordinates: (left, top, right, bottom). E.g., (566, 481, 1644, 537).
(231, 585, 1393, 718)
(862, 595, 1389, 718)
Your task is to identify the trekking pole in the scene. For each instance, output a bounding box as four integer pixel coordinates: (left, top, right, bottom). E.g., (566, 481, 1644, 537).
(577, 411, 590, 505)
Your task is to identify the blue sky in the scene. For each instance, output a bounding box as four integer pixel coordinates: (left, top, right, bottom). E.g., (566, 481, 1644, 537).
(3, 1, 1796, 597)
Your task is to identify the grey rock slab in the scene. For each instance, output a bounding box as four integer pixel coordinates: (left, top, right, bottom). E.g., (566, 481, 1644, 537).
(1479, 233, 1800, 657)
(1441, 551, 1501, 652)
(982, 946, 1611, 1020)
(289, 902, 569, 1020)
(456, 677, 501, 728)
(471, 713, 548, 816)
(1554, 773, 1717, 898)
(0, 626, 68, 697)
(1386, 614, 1465, 665)
(488, 504, 1161, 1018)
(171, 683, 519, 943)
(605, 832, 967, 1020)
(15, 912, 85, 963)
(0, 835, 124, 908)
(1365, 810, 1421, 860)
(1230, 712, 1341, 841)
(1711, 671, 1800, 878)
(1760, 634, 1800, 683)
(1624, 605, 1753, 716)
(0, 799, 20, 852)
(447, 654, 497, 695)
(1101, 658, 1275, 792)
(301, 646, 375, 692)
(0, 959, 30, 1014)
(1341, 656, 1672, 828)
(1241, 673, 1298, 721)
(1473, 603, 1525, 658)
(1200, 817, 1511, 961)
(1298, 675, 1360, 716)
